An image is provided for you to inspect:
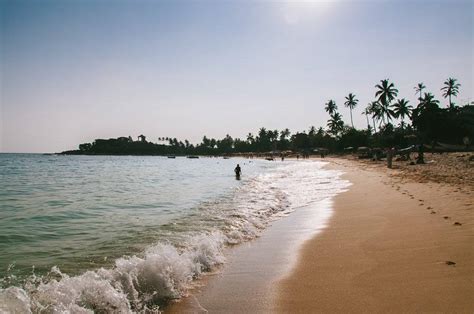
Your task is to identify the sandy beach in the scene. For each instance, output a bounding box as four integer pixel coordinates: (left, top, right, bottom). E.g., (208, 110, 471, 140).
(164, 154, 473, 313)
(278, 155, 473, 312)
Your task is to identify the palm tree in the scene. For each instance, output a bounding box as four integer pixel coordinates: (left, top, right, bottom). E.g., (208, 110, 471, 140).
(269, 130, 279, 143)
(380, 104, 396, 124)
(279, 128, 290, 145)
(420, 92, 440, 109)
(367, 101, 381, 132)
(412, 93, 440, 132)
(344, 93, 359, 128)
(362, 107, 371, 131)
(327, 112, 344, 137)
(372, 101, 388, 128)
(280, 128, 290, 140)
(246, 133, 254, 143)
(375, 79, 398, 125)
(414, 82, 425, 105)
(441, 77, 461, 108)
(393, 98, 412, 129)
(324, 100, 337, 115)
(316, 127, 325, 136)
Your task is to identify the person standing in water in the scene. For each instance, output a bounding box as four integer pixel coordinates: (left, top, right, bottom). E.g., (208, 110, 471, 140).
(234, 164, 241, 178)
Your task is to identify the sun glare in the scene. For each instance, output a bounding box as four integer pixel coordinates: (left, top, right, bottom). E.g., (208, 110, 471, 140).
(281, 0, 337, 25)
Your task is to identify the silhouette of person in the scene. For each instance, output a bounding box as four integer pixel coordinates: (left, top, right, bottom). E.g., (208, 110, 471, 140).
(416, 144, 425, 164)
(234, 164, 241, 178)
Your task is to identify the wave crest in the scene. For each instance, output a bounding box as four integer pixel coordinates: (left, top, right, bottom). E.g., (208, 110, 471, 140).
(0, 161, 350, 313)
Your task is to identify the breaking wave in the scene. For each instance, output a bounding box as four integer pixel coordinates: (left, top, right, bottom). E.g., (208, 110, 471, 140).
(0, 161, 349, 313)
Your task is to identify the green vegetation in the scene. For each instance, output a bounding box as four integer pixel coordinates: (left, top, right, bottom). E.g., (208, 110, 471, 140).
(62, 78, 474, 156)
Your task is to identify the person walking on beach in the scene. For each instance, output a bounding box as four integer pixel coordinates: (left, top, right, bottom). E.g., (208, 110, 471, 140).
(234, 164, 241, 179)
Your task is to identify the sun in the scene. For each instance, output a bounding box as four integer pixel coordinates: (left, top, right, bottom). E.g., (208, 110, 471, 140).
(281, 0, 337, 25)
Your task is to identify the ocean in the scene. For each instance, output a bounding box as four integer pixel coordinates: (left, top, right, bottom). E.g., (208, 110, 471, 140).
(0, 154, 349, 312)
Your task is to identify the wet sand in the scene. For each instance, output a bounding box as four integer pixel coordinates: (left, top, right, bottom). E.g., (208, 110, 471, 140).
(166, 198, 337, 313)
(277, 157, 473, 312)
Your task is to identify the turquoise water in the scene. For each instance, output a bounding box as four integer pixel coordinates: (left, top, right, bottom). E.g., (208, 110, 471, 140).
(0, 153, 349, 312)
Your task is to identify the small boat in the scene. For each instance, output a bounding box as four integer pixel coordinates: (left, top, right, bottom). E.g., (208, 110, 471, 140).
(187, 156, 199, 159)
(167, 156, 176, 159)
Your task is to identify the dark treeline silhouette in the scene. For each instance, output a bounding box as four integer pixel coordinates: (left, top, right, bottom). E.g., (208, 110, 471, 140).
(62, 78, 474, 156)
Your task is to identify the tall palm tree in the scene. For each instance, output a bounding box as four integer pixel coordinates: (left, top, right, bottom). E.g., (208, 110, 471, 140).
(412, 92, 440, 125)
(380, 104, 396, 125)
(344, 93, 359, 128)
(367, 101, 381, 132)
(327, 112, 344, 137)
(441, 77, 461, 108)
(371, 101, 387, 128)
(324, 100, 337, 115)
(414, 82, 425, 105)
(362, 107, 371, 131)
(375, 79, 398, 125)
(393, 98, 412, 129)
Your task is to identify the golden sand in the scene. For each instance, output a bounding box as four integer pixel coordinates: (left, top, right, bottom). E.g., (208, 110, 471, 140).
(277, 155, 473, 312)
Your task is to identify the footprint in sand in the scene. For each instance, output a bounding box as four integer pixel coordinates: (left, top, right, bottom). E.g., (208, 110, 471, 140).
(443, 216, 450, 219)
(430, 211, 436, 214)
(445, 261, 456, 266)
(453, 222, 462, 226)
(427, 206, 432, 209)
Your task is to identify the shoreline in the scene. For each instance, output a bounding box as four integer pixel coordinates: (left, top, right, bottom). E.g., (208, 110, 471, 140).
(165, 156, 473, 313)
(164, 201, 337, 313)
(277, 157, 473, 312)
(164, 160, 348, 313)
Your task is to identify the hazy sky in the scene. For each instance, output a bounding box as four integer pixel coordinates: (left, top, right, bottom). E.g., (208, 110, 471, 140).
(1, 0, 473, 153)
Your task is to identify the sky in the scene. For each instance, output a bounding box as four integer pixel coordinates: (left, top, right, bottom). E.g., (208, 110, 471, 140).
(1, 0, 473, 153)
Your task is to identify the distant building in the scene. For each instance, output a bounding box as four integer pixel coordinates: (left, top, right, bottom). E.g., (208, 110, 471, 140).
(138, 135, 146, 142)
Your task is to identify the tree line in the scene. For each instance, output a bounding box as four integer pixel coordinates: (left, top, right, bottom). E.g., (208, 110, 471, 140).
(63, 78, 473, 156)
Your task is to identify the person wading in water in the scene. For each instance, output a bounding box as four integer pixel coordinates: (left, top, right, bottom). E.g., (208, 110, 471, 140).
(234, 164, 241, 179)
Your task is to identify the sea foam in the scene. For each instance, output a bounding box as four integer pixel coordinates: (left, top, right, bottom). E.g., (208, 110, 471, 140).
(0, 160, 349, 313)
